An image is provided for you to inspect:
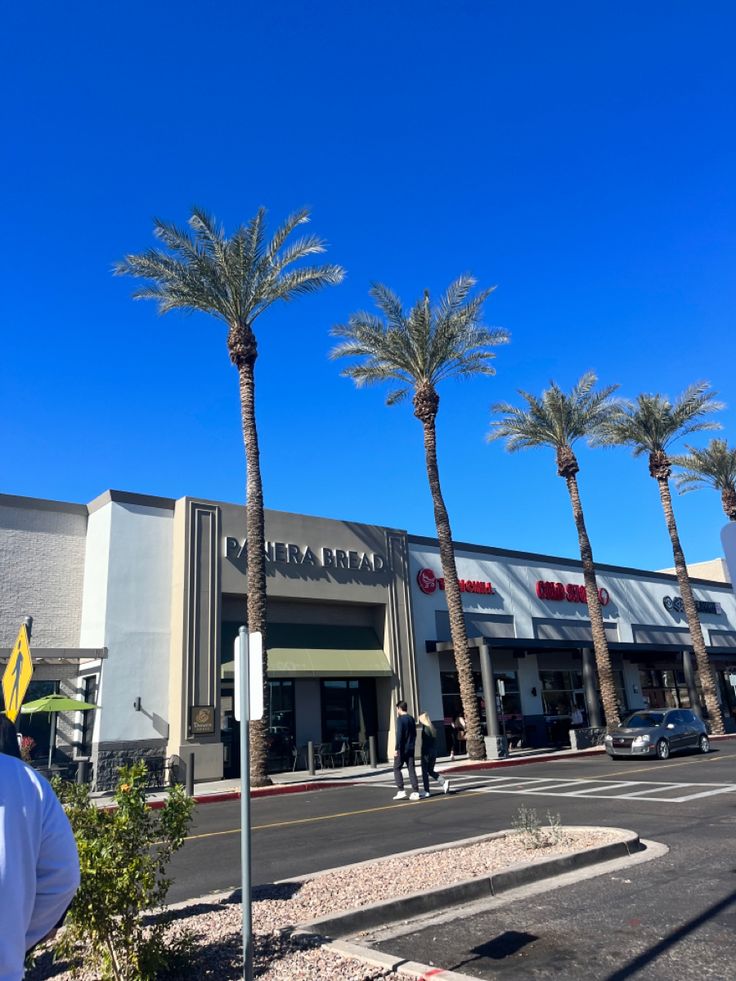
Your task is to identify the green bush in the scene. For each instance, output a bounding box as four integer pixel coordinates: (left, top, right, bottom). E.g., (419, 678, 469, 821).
(51, 761, 194, 980)
(511, 804, 567, 849)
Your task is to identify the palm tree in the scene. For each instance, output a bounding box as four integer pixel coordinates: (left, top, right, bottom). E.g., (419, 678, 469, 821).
(115, 207, 345, 785)
(672, 439, 736, 522)
(489, 373, 622, 728)
(596, 383, 725, 734)
(330, 277, 509, 760)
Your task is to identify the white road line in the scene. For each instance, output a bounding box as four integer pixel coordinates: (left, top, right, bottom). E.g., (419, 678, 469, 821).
(566, 782, 642, 795)
(669, 785, 736, 802)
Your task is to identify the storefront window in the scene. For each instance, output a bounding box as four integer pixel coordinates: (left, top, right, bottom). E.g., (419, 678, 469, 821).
(639, 668, 694, 711)
(268, 680, 295, 768)
(440, 670, 520, 737)
(78, 676, 98, 757)
(17, 680, 58, 761)
(320, 679, 376, 746)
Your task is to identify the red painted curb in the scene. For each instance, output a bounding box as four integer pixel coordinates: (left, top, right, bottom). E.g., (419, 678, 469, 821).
(98, 734, 736, 810)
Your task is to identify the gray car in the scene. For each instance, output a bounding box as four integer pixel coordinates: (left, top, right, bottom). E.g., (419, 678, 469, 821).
(604, 708, 710, 760)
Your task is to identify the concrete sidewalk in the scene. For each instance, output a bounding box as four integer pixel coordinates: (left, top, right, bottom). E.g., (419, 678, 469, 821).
(92, 742, 607, 808)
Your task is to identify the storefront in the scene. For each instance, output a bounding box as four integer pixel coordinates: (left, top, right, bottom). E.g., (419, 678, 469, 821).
(0, 491, 417, 787)
(2, 488, 735, 789)
(409, 536, 736, 750)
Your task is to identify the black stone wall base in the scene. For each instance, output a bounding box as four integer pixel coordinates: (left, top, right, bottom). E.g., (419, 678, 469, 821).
(569, 726, 607, 750)
(93, 741, 168, 791)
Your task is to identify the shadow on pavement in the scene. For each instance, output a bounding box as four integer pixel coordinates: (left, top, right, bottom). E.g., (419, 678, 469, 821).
(604, 887, 736, 980)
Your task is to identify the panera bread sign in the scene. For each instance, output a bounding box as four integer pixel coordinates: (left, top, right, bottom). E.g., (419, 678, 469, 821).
(224, 537, 386, 573)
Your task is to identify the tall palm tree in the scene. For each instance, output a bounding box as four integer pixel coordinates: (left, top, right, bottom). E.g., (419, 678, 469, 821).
(596, 383, 725, 734)
(489, 373, 622, 728)
(115, 207, 345, 785)
(330, 276, 509, 760)
(672, 439, 736, 522)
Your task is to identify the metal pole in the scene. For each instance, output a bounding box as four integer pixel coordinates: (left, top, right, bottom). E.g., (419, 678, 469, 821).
(48, 712, 57, 770)
(22, 616, 33, 639)
(186, 751, 195, 797)
(368, 734, 377, 768)
(238, 626, 253, 981)
(307, 740, 315, 775)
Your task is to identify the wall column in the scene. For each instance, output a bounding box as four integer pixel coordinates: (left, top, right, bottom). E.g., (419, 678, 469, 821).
(479, 643, 500, 737)
(582, 647, 602, 728)
(682, 649, 702, 719)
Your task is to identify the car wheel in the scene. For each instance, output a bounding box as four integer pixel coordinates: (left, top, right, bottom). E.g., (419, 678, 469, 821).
(656, 739, 670, 760)
(699, 734, 710, 754)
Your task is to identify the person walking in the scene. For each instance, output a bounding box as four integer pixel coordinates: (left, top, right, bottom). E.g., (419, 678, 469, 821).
(417, 712, 450, 798)
(0, 714, 22, 759)
(392, 701, 420, 801)
(0, 751, 80, 980)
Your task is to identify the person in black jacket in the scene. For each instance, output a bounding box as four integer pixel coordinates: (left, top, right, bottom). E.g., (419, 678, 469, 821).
(392, 701, 420, 800)
(417, 712, 450, 797)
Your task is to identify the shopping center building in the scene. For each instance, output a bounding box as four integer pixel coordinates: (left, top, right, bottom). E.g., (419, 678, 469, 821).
(2, 488, 736, 787)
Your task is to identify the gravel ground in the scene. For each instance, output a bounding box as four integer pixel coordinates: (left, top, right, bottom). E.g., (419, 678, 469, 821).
(27, 826, 617, 980)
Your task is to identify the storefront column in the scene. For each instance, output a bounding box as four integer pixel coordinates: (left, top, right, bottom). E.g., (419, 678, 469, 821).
(682, 650, 702, 719)
(480, 643, 505, 757)
(582, 648, 602, 728)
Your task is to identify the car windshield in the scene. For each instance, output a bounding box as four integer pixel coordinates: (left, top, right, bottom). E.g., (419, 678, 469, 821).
(624, 712, 665, 728)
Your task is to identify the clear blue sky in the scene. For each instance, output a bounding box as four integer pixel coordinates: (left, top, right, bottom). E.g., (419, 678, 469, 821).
(3, 2, 735, 572)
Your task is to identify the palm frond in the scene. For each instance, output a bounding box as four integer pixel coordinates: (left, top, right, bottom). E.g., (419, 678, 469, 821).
(594, 383, 722, 455)
(671, 439, 736, 494)
(330, 275, 504, 408)
(489, 373, 620, 454)
(116, 206, 344, 333)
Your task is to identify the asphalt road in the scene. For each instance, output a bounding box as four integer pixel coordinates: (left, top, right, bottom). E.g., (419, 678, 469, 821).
(168, 742, 736, 978)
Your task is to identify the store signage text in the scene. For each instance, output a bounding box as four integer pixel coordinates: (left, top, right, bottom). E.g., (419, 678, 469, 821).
(663, 595, 722, 616)
(417, 568, 494, 596)
(535, 580, 610, 606)
(224, 537, 386, 573)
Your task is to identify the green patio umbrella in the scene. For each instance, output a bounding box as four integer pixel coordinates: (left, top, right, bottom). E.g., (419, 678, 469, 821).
(21, 693, 100, 769)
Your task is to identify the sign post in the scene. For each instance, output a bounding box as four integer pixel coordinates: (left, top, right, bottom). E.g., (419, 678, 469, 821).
(236, 627, 263, 981)
(2, 618, 34, 723)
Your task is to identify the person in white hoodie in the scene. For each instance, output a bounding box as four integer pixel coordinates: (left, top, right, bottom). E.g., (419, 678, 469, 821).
(0, 751, 80, 980)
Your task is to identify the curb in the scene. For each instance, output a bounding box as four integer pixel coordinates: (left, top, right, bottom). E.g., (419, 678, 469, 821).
(292, 827, 642, 940)
(326, 939, 476, 980)
(98, 733, 736, 809)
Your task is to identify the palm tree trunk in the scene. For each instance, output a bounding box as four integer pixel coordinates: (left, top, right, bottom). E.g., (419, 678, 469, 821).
(565, 474, 620, 728)
(655, 476, 725, 734)
(420, 417, 485, 760)
(721, 487, 736, 521)
(238, 361, 272, 785)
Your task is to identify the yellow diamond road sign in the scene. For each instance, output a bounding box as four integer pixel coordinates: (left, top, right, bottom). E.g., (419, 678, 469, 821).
(2, 624, 34, 723)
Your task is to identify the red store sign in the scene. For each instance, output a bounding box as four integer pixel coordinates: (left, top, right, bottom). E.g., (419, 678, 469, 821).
(417, 568, 494, 596)
(536, 580, 610, 606)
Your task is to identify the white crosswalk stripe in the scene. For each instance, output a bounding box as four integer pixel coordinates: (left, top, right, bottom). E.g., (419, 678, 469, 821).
(368, 772, 736, 804)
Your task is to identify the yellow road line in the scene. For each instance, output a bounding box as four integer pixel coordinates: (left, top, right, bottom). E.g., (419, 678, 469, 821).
(602, 754, 726, 780)
(182, 753, 732, 843)
(184, 795, 447, 842)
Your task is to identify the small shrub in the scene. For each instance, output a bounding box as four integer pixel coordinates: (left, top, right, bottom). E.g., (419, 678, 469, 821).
(51, 760, 194, 980)
(512, 805, 567, 849)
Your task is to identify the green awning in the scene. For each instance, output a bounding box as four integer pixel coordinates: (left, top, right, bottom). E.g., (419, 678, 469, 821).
(221, 623, 393, 679)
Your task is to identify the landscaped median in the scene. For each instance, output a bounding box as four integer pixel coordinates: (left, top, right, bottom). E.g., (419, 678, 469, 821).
(29, 821, 650, 980)
(289, 825, 644, 943)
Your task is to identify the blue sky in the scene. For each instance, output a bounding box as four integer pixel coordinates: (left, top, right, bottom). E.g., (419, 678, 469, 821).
(3, 1, 735, 572)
